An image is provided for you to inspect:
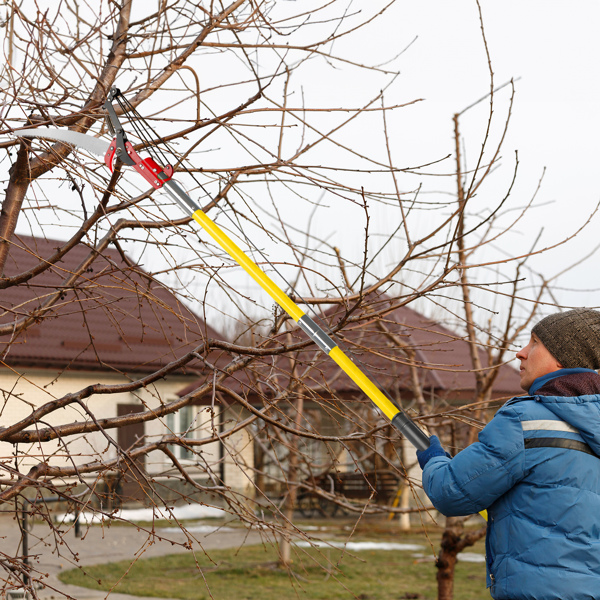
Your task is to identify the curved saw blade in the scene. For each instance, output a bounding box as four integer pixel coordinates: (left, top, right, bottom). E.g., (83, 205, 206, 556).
(14, 128, 110, 156)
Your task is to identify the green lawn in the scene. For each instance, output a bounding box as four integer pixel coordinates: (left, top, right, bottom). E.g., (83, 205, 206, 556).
(59, 527, 490, 600)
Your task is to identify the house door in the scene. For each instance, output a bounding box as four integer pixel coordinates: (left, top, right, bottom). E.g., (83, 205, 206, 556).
(116, 404, 148, 504)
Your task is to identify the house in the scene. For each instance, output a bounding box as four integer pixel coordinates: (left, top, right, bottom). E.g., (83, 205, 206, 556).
(0, 234, 253, 505)
(178, 292, 522, 516)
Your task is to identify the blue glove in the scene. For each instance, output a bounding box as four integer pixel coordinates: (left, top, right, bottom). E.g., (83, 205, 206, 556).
(416, 435, 451, 469)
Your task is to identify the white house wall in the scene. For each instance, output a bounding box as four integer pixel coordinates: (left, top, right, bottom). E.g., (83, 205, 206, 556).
(0, 368, 253, 496)
(221, 405, 255, 499)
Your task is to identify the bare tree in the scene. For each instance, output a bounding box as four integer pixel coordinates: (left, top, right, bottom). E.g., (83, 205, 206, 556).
(414, 5, 599, 598)
(0, 2, 598, 599)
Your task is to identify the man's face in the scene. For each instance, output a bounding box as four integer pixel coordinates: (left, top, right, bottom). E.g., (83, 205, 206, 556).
(516, 333, 563, 392)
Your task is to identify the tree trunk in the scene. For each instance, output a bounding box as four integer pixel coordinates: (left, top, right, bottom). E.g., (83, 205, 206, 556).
(436, 516, 463, 600)
(279, 394, 304, 567)
(436, 516, 487, 600)
(399, 481, 411, 531)
(0, 143, 30, 275)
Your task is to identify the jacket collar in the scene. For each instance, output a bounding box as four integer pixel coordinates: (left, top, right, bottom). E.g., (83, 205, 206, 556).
(528, 368, 598, 395)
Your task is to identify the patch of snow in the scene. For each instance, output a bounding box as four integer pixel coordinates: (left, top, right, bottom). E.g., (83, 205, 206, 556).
(160, 525, 235, 534)
(458, 552, 486, 563)
(411, 551, 485, 563)
(297, 542, 485, 563)
(57, 504, 225, 524)
(295, 541, 424, 552)
(411, 553, 435, 561)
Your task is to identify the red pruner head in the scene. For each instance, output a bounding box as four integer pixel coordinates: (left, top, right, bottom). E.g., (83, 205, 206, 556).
(104, 137, 118, 172)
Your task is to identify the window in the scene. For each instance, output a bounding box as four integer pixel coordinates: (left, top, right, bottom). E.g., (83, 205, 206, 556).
(166, 406, 196, 461)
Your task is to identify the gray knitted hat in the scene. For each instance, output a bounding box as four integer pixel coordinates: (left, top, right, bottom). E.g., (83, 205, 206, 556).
(532, 308, 600, 370)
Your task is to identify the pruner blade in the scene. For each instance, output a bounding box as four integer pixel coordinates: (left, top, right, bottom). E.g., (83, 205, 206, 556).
(14, 128, 110, 157)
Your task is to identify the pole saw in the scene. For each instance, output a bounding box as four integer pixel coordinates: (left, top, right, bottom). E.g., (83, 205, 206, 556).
(16, 87, 431, 453)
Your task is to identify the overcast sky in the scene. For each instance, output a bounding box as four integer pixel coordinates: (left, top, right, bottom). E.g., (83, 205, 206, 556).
(377, 1, 600, 307)
(7, 1, 599, 317)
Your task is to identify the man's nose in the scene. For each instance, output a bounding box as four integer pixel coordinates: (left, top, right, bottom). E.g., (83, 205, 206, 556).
(516, 346, 527, 360)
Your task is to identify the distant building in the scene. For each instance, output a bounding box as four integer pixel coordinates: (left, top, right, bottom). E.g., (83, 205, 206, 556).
(0, 235, 253, 504)
(179, 293, 522, 516)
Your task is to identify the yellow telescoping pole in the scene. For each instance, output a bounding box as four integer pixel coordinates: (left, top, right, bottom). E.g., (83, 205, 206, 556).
(163, 179, 431, 452)
(104, 89, 487, 519)
(174, 185, 489, 522)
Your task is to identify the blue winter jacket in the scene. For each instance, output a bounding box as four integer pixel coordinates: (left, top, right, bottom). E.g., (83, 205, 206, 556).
(422, 369, 600, 600)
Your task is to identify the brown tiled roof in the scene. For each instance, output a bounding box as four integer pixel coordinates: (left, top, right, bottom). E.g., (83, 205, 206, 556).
(178, 293, 521, 401)
(0, 235, 225, 374)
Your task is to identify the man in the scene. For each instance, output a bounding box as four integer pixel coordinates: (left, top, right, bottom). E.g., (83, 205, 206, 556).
(417, 308, 600, 600)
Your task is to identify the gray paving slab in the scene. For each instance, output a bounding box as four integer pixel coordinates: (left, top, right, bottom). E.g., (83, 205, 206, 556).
(0, 512, 265, 600)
